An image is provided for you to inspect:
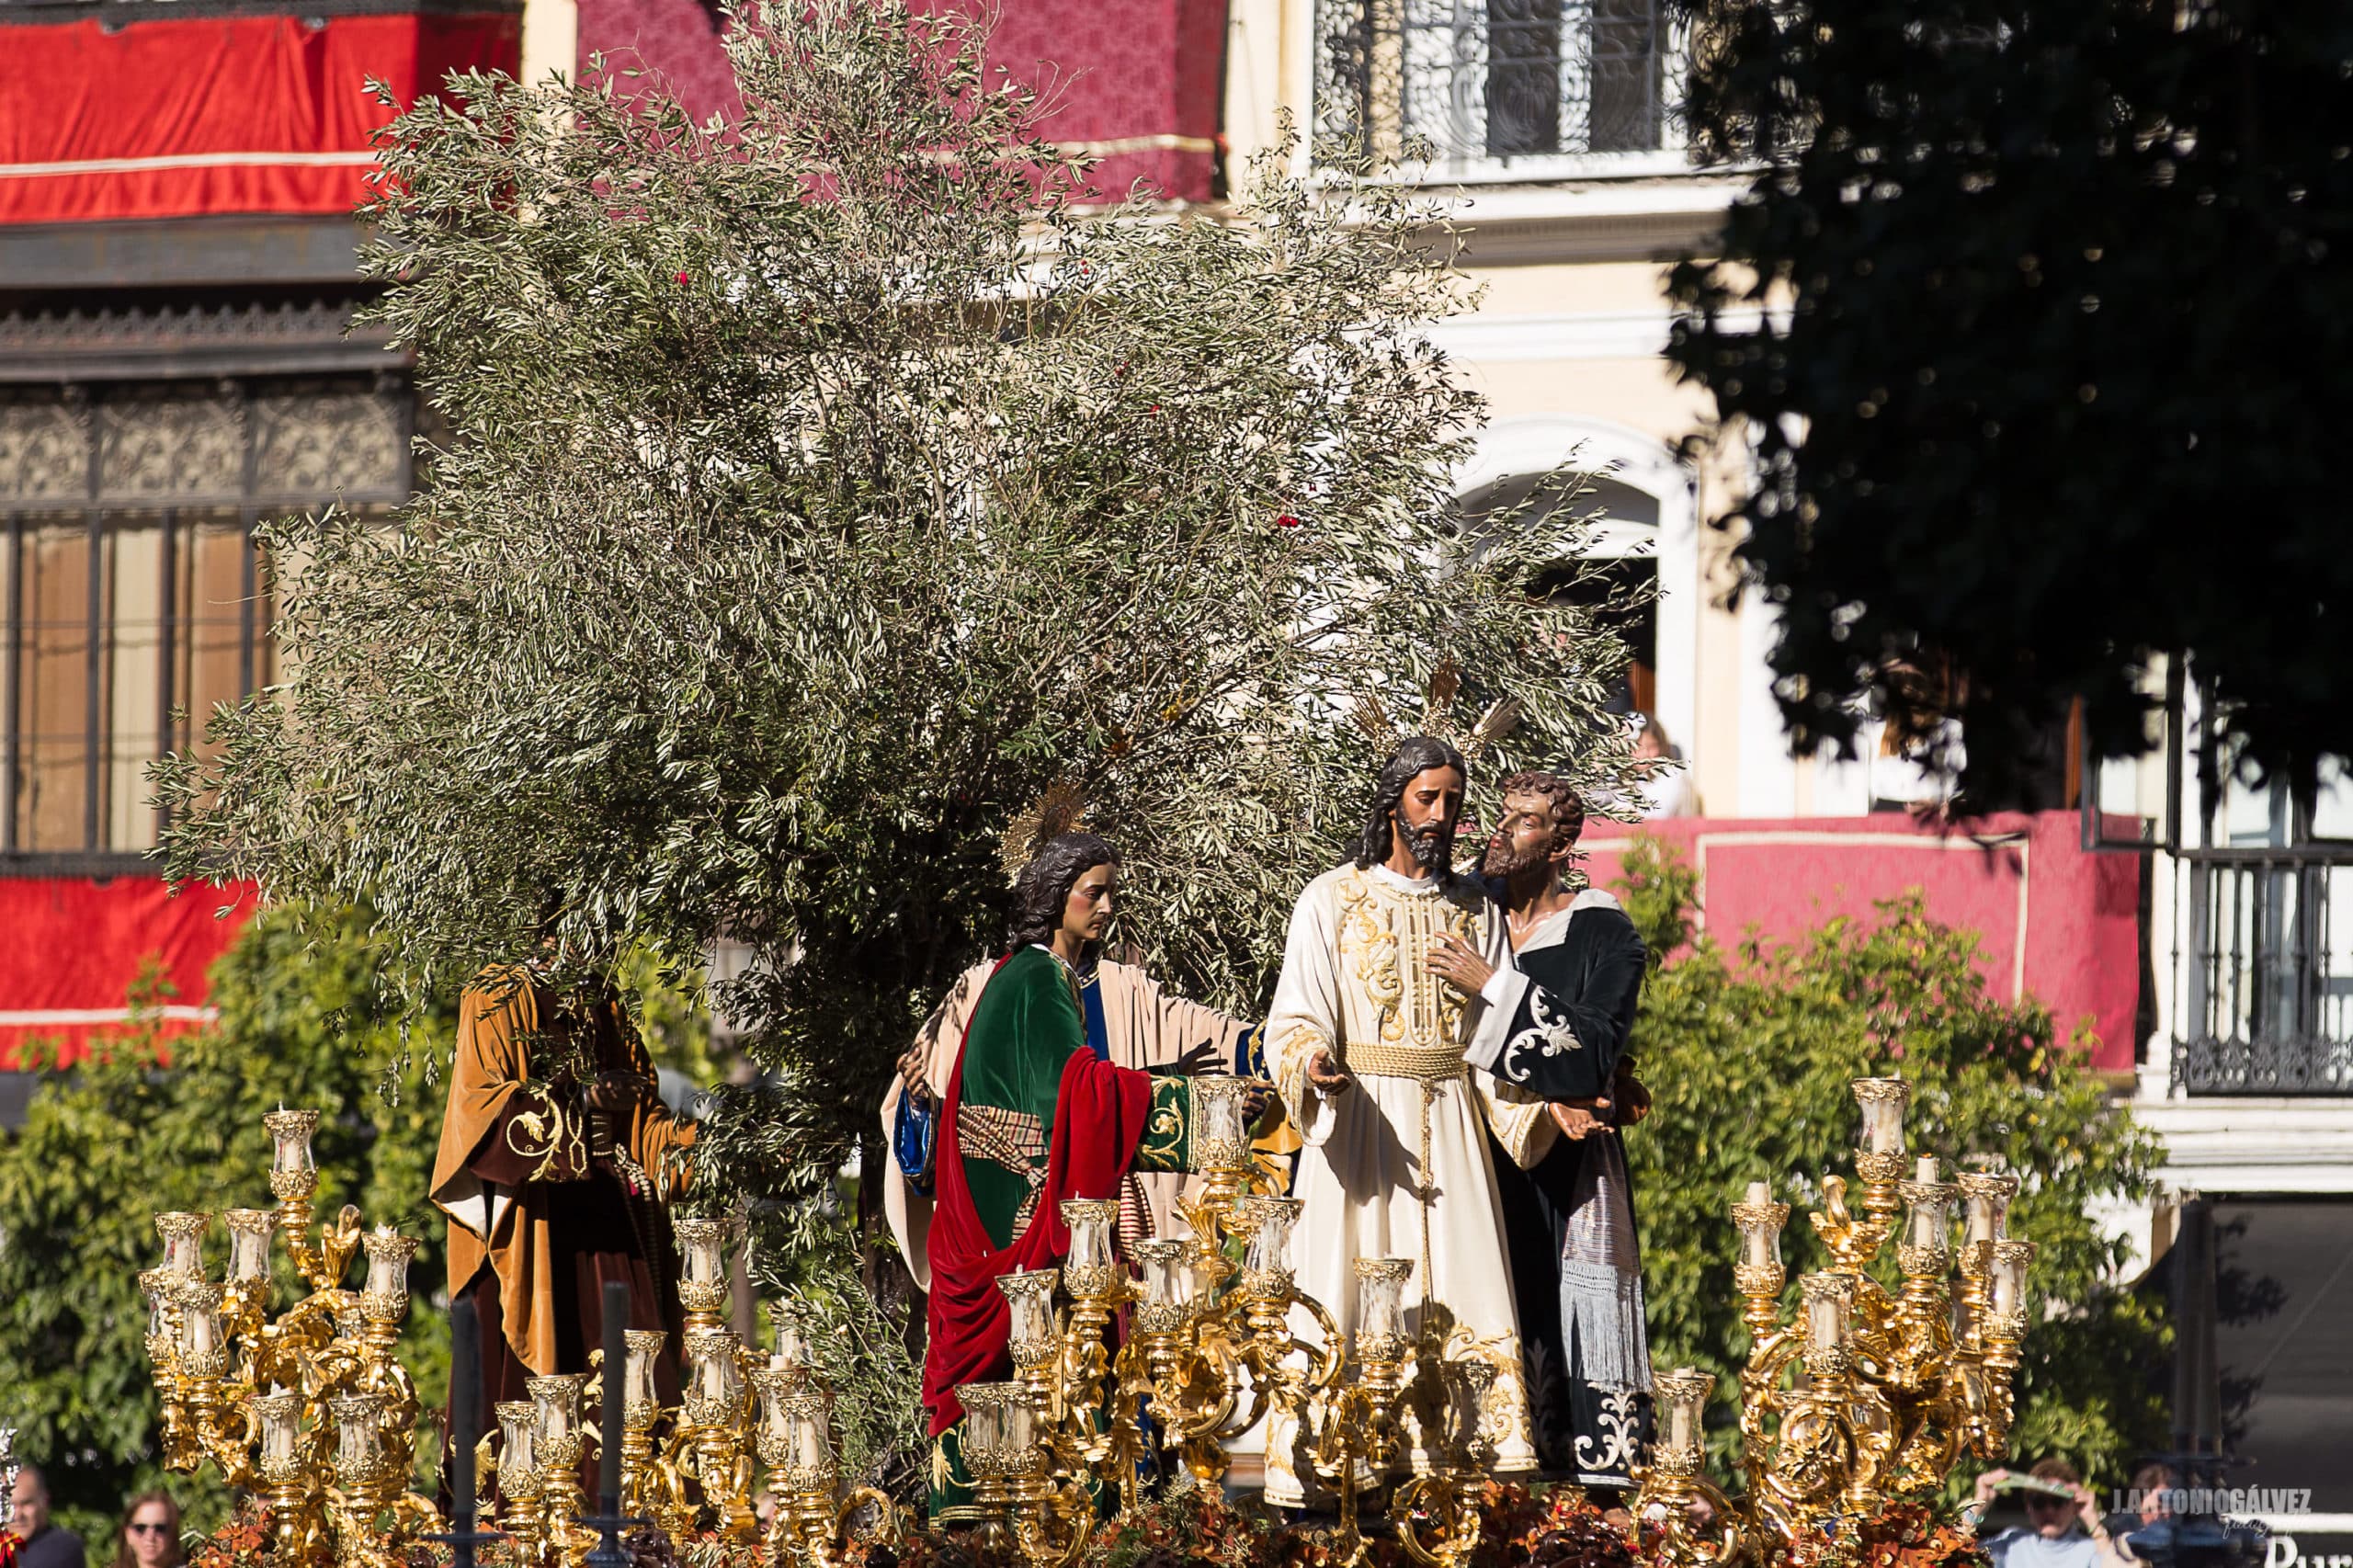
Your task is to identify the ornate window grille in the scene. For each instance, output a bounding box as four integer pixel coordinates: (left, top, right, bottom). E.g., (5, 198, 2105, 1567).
(1315, 0, 1682, 181)
(2175, 853, 2353, 1095)
(0, 371, 412, 867)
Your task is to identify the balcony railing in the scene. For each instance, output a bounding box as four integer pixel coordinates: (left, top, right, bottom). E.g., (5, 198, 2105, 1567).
(2175, 854, 2353, 1095)
(1314, 0, 1682, 182)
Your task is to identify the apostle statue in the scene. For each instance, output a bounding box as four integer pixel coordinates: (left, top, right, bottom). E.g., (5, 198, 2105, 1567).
(1435, 770, 1653, 1494)
(882, 920, 1269, 1294)
(914, 832, 1269, 1525)
(429, 962, 699, 1460)
(1262, 735, 1552, 1504)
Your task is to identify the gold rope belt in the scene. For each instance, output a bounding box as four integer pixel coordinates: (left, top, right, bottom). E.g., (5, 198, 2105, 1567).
(1340, 1042, 1467, 1085)
(1336, 1041, 1464, 1302)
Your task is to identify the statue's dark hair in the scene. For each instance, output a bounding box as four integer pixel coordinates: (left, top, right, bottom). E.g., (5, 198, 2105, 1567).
(1352, 734, 1470, 877)
(1497, 769, 1587, 848)
(1008, 832, 1121, 953)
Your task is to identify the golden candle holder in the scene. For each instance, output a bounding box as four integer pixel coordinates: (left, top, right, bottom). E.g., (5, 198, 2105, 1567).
(960, 1379, 1090, 1568)
(676, 1329, 757, 1540)
(224, 1209, 278, 1290)
(1730, 1184, 1790, 1348)
(1234, 1195, 1301, 1310)
(263, 1108, 336, 1291)
(251, 1389, 327, 1562)
(1954, 1171, 2019, 1345)
(955, 1381, 1020, 1555)
(997, 1267, 1065, 1420)
(1122, 1233, 1245, 1487)
(1223, 1195, 1345, 1437)
(1628, 1369, 1743, 1567)
(527, 1373, 597, 1559)
(1641, 1074, 2037, 1566)
(1045, 1197, 1150, 1507)
(173, 1279, 256, 1483)
(141, 1267, 198, 1472)
(156, 1210, 210, 1282)
(672, 1217, 737, 1334)
(1190, 1074, 1257, 1212)
(1392, 1358, 1496, 1568)
(1129, 1239, 1198, 1365)
(1975, 1237, 2037, 1454)
(327, 1392, 406, 1568)
(1297, 1259, 1418, 1568)
(1850, 1077, 1911, 1199)
(616, 1327, 669, 1524)
(484, 1399, 548, 1563)
(752, 1374, 902, 1568)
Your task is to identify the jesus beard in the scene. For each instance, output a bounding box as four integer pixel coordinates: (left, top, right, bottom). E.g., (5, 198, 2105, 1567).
(1400, 817, 1458, 876)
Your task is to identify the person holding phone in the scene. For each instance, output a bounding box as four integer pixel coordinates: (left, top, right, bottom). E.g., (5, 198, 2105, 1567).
(1970, 1459, 2117, 1568)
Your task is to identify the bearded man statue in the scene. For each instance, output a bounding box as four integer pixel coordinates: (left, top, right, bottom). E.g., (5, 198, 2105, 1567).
(1260, 734, 1552, 1505)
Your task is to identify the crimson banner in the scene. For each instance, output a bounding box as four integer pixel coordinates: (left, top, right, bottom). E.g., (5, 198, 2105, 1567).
(0, 878, 256, 1067)
(0, 13, 521, 225)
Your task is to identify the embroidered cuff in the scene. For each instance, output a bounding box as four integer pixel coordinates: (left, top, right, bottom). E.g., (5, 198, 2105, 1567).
(1135, 1074, 1194, 1173)
(1462, 968, 1531, 1074)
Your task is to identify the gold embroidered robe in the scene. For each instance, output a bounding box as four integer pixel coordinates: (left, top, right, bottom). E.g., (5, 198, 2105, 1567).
(1259, 862, 1552, 1502)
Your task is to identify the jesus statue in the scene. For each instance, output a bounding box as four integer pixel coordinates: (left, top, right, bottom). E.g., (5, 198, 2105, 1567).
(1261, 734, 1552, 1504)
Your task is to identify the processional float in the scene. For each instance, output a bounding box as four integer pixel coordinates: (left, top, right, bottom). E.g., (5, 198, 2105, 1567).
(135, 1075, 2034, 1568)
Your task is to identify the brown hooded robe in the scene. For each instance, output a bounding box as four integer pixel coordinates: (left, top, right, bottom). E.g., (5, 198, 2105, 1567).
(429, 969, 697, 1440)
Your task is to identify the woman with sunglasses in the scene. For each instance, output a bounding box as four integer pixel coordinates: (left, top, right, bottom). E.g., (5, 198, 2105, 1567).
(110, 1493, 183, 1568)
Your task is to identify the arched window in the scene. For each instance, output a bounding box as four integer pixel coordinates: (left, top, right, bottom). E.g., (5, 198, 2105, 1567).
(1451, 415, 1698, 760)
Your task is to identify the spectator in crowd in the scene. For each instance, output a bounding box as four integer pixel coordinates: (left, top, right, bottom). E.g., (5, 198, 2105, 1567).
(1631, 712, 1695, 819)
(111, 1492, 184, 1568)
(2098, 1463, 2183, 1567)
(1970, 1459, 2117, 1568)
(8, 1463, 86, 1568)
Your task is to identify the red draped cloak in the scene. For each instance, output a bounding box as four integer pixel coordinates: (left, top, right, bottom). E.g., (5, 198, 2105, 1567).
(920, 1040, 1158, 1436)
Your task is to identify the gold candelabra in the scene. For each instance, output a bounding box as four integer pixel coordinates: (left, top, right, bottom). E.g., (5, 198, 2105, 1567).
(137, 1077, 2030, 1568)
(465, 1222, 903, 1568)
(1632, 1075, 2037, 1565)
(957, 1075, 1503, 1568)
(137, 1108, 443, 1568)
(142, 1119, 903, 1568)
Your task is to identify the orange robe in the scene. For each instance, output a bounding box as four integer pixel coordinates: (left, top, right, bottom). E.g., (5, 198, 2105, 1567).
(429, 968, 697, 1379)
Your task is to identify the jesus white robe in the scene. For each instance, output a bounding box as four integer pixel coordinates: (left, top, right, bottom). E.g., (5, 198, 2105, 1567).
(1260, 861, 1555, 1504)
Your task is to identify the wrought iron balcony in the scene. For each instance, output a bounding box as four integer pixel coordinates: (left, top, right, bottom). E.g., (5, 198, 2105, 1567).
(2175, 853, 2353, 1095)
(1314, 0, 1680, 181)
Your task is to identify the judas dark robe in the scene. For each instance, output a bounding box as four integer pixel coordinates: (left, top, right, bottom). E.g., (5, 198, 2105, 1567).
(922, 944, 1197, 1525)
(429, 968, 697, 1492)
(1465, 887, 1652, 1488)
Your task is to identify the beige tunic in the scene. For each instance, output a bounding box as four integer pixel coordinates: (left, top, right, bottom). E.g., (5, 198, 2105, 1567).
(879, 957, 1248, 1292)
(1259, 862, 1552, 1503)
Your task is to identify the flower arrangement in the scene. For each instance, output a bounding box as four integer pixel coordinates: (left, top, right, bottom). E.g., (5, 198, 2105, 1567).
(1787, 1504, 1986, 1568)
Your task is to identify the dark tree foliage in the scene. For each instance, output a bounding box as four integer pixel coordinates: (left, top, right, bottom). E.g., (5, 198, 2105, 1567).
(1668, 0, 2353, 801)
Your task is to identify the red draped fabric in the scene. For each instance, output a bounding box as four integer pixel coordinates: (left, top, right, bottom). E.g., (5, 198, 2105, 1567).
(922, 1032, 1154, 1435)
(0, 878, 256, 1068)
(0, 14, 521, 225)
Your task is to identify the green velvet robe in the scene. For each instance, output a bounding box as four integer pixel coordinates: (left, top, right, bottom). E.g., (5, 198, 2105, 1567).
(925, 944, 1195, 1524)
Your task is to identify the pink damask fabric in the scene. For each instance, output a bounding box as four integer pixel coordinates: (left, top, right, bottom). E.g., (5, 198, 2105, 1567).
(574, 0, 1224, 203)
